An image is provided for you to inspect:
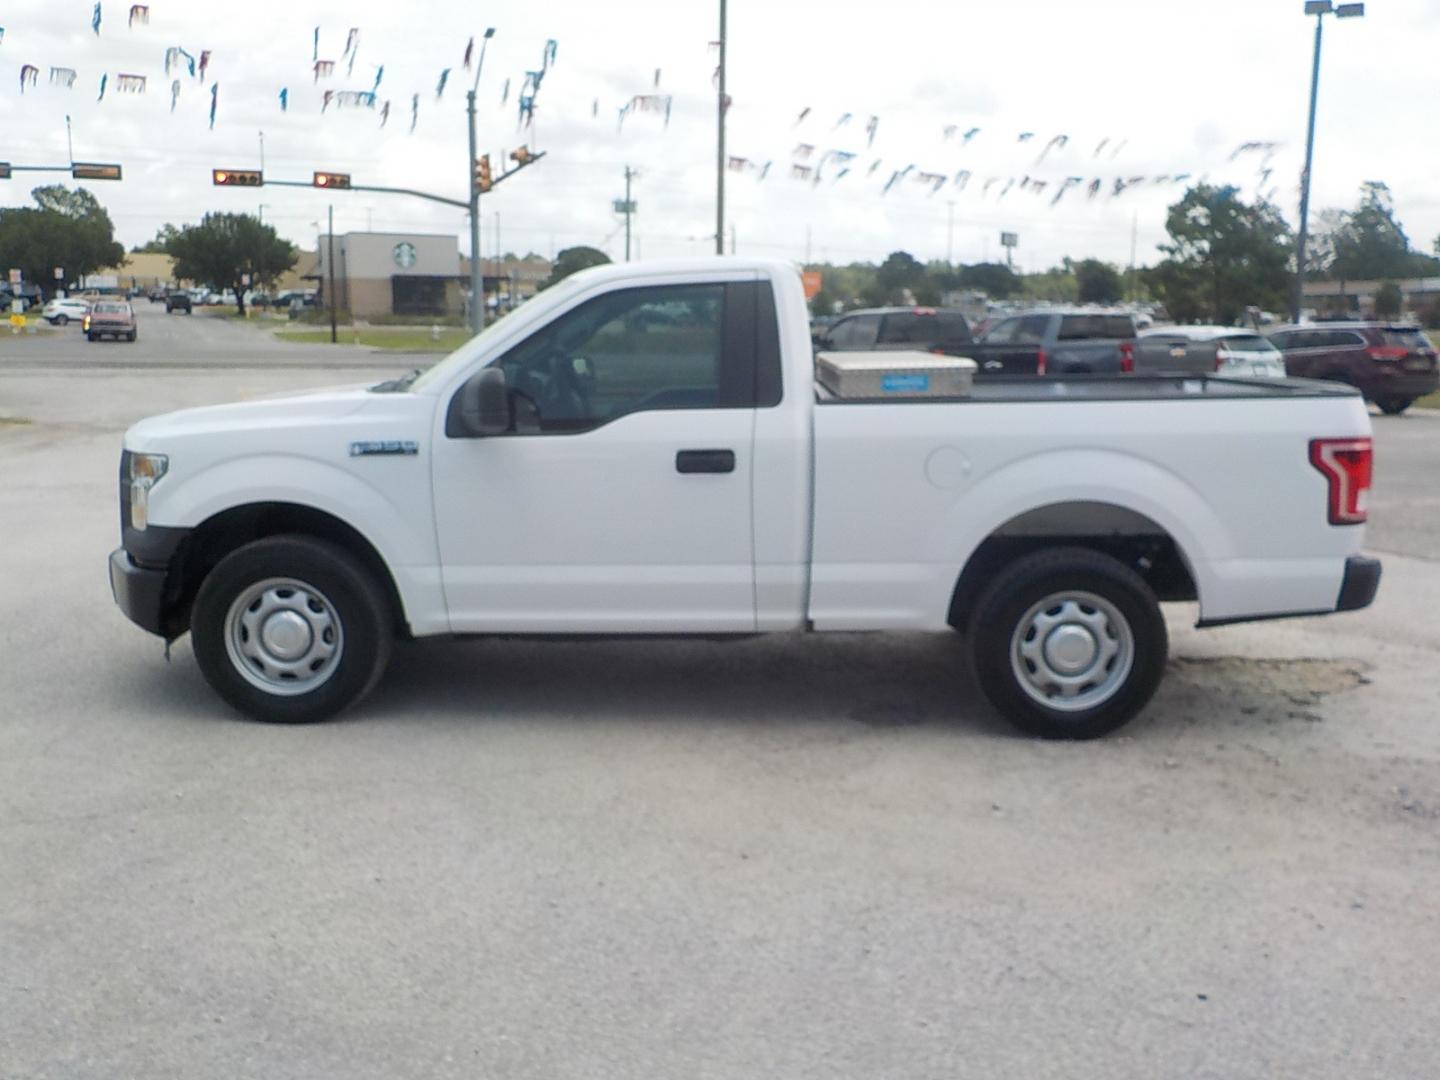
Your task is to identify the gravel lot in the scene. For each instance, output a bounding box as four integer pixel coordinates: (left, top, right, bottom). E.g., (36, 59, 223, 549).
(2, 315, 1438, 1079)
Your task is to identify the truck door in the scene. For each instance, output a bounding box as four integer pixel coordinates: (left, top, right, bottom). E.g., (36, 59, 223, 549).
(432, 280, 771, 633)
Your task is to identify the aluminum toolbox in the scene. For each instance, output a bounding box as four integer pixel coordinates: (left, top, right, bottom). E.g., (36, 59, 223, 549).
(815, 350, 977, 399)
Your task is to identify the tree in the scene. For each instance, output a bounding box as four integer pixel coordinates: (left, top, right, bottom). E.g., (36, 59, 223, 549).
(875, 250, 926, 303)
(958, 262, 1022, 299)
(133, 224, 181, 255)
(1074, 259, 1123, 304)
(541, 246, 610, 290)
(1374, 281, 1403, 318)
(0, 184, 124, 293)
(1151, 184, 1292, 324)
(1325, 182, 1440, 282)
(166, 213, 296, 316)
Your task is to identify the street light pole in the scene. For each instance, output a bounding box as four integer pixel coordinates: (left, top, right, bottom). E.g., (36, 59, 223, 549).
(715, 0, 727, 256)
(467, 28, 496, 334)
(1292, 1, 1364, 322)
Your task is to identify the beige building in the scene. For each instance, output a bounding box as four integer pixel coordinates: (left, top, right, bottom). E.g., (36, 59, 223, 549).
(317, 232, 465, 319)
(1302, 277, 1440, 318)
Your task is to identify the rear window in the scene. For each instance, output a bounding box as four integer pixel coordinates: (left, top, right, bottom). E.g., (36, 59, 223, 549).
(878, 312, 972, 345)
(1219, 334, 1275, 353)
(94, 303, 126, 313)
(1058, 315, 1135, 341)
(1381, 329, 1434, 352)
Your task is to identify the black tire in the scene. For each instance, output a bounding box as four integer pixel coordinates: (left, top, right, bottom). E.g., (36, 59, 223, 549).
(126, 332, 137, 342)
(967, 547, 1168, 740)
(86, 332, 95, 342)
(56, 315, 69, 326)
(1376, 397, 1414, 416)
(191, 535, 393, 723)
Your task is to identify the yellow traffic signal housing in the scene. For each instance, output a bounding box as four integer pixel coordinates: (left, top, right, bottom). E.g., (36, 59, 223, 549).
(313, 171, 352, 189)
(212, 168, 262, 186)
(73, 163, 124, 181)
(475, 155, 493, 193)
(510, 147, 532, 166)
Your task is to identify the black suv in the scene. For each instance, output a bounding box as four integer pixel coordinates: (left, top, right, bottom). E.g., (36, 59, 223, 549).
(817, 307, 973, 355)
(165, 291, 193, 314)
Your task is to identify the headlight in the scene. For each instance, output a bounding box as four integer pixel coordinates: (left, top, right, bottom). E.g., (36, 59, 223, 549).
(129, 452, 169, 531)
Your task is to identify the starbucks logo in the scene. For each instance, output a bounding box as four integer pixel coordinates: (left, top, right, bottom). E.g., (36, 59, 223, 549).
(393, 242, 418, 269)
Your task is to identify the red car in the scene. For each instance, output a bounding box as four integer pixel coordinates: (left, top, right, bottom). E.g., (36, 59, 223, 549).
(85, 301, 138, 343)
(1267, 322, 1438, 415)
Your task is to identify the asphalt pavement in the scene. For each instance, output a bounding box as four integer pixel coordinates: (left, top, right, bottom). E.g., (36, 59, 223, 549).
(2, 324, 1438, 1080)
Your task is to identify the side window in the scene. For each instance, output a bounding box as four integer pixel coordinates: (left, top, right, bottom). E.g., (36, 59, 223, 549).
(494, 284, 726, 433)
(828, 314, 880, 349)
(1268, 332, 1293, 350)
(983, 318, 1019, 344)
(1016, 315, 1050, 345)
(879, 313, 936, 344)
(1337, 331, 1367, 348)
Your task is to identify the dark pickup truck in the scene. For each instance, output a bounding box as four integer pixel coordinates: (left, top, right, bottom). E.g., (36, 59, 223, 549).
(818, 307, 1137, 376)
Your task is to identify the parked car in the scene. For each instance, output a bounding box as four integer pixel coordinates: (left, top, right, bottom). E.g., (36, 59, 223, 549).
(967, 309, 1139, 375)
(85, 301, 138, 342)
(165, 292, 193, 314)
(1, 284, 44, 312)
(41, 298, 91, 326)
(1267, 322, 1439, 415)
(109, 258, 1379, 740)
(818, 307, 973, 355)
(147, 287, 168, 303)
(1135, 326, 1286, 379)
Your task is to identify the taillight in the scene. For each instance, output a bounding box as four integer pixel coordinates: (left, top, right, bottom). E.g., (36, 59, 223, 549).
(1309, 437, 1372, 526)
(1214, 346, 1225, 372)
(1366, 346, 1407, 362)
(1036, 347, 1047, 376)
(1119, 341, 1134, 374)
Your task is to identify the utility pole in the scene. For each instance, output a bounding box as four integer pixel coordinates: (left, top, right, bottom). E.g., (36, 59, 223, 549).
(730, 224, 736, 255)
(467, 27, 496, 334)
(327, 204, 337, 344)
(1129, 211, 1139, 302)
(946, 200, 956, 265)
(624, 166, 636, 261)
(715, 0, 727, 256)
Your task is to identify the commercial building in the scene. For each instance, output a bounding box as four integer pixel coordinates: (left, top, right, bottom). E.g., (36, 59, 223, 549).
(317, 231, 464, 319)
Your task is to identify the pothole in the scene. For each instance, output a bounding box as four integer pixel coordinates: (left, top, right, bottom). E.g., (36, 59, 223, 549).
(1168, 657, 1371, 722)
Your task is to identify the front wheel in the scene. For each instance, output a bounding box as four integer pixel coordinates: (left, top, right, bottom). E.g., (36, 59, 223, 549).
(968, 547, 1167, 739)
(55, 315, 69, 326)
(1376, 397, 1415, 416)
(191, 536, 393, 723)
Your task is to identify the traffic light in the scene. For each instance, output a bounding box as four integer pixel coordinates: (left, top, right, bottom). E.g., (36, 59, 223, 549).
(72, 162, 123, 181)
(0, 163, 12, 180)
(313, 171, 352, 189)
(212, 168, 263, 186)
(474, 155, 493, 193)
(509, 147, 532, 167)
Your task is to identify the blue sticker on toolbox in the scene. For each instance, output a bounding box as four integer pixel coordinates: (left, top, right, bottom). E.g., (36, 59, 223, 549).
(882, 373, 930, 393)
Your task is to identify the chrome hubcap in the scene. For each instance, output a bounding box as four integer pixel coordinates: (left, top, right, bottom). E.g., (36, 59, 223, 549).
(224, 578, 343, 696)
(1011, 591, 1134, 713)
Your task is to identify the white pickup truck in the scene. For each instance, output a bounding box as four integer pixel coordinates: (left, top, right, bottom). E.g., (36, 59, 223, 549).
(110, 258, 1380, 738)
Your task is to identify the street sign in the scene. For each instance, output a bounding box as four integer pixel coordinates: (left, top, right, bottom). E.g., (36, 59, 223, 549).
(612, 199, 637, 214)
(53, 267, 64, 280)
(71, 163, 123, 181)
(241, 273, 252, 286)
(802, 270, 823, 300)
(7, 269, 20, 285)
(1000, 232, 1019, 249)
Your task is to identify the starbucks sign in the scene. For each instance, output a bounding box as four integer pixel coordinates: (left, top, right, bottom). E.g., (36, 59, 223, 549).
(392, 242, 418, 269)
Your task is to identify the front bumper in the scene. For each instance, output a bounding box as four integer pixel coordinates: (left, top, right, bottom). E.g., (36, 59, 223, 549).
(109, 548, 169, 636)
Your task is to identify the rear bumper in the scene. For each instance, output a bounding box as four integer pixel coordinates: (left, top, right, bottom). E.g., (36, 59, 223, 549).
(1336, 555, 1382, 613)
(109, 548, 169, 636)
(1367, 372, 1438, 399)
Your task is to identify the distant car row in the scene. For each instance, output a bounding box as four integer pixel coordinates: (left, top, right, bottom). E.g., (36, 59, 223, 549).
(814, 307, 1439, 413)
(145, 287, 318, 310)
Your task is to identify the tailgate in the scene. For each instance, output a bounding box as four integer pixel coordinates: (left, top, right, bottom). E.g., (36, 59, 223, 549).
(962, 343, 1043, 376)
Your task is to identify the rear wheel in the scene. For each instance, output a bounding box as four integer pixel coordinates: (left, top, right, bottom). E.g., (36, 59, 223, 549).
(1376, 397, 1414, 416)
(86, 332, 96, 342)
(191, 536, 393, 723)
(56, 315, 69, 326)
(968, 547, 1168, 739)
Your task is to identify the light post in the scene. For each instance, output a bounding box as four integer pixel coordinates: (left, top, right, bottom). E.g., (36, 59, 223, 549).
(467, 27, 496, 333)
(715, 0, 727, 256)
(1292, 0, 1365, 322)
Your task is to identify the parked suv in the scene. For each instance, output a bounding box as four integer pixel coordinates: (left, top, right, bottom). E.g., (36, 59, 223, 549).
(1136, 326, 1285, 379)
(968, 310, 1139, 376)
(1268, 322, 1438, 415)
(165, 291, 193, 314)
(41, 298, 91, 326)
(818, 307, 974, 355)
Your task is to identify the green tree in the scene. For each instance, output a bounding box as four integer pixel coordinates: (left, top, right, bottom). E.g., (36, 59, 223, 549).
(541, 246, 611, 290)
(1374, 281, 1403, 318)
(875, 250, 927, 303)
(1151, 184, 1292, 324)
(133, 224, 181, 254)
(1074, 259, 1123, 304)
(1324, 182, 1440, 283)
(166, 213, 296, 316)
(0, 184, 124, 292)
(958, 262, 1022, 299)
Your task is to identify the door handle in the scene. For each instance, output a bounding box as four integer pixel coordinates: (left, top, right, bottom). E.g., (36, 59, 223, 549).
(675, 449, 736, 474)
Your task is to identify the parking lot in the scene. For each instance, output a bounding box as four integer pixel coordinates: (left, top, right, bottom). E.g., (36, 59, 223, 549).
(3, 310, 1439, 1079)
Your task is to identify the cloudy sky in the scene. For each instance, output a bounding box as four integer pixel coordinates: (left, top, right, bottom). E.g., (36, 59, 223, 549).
(2, 0, 1436, 272)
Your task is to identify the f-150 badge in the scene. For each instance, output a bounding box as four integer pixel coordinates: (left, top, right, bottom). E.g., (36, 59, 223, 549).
(349, 440, 419, 457)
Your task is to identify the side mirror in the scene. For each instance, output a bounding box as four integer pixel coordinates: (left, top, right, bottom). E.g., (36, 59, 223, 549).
(460, 367, 510, 436)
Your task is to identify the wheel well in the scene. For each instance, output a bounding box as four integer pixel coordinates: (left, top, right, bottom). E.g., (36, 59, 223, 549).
(162, 503, 410, 640)
(947, 501, 1198, 630)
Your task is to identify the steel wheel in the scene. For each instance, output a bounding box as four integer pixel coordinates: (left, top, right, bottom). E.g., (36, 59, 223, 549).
(224, 577, 344, 696)
(1010, 590, 1135, 712)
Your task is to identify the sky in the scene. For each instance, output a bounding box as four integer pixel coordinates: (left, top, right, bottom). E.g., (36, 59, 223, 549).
(1, 0, 1437, 273)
